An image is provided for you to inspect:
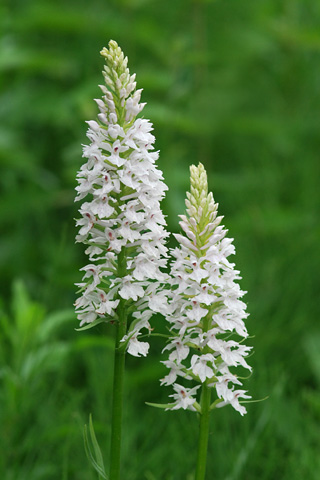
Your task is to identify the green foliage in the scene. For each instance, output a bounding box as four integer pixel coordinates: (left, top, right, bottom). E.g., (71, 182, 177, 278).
(1, 0, 320, 478)
(0, 281, 114, 479)
(84, 415, 108, 480)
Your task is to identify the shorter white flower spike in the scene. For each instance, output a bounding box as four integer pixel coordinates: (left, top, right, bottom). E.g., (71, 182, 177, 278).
(162, 163, 252, 415)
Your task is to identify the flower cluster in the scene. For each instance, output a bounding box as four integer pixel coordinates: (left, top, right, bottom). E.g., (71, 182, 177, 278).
(75, 40, 169, 356)
(161, 163, 252, 415)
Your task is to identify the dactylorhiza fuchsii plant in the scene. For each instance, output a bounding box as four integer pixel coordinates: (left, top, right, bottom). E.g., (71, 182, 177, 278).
(159, 163, 252, 480)
(74, 40, 169, 480)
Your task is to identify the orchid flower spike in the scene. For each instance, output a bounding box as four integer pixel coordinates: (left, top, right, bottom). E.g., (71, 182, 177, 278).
(161, 163, 252, 415)
(75, 40, 169, 357)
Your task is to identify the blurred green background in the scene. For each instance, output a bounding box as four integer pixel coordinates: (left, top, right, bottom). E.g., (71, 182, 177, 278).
(1, 0, 320, 479)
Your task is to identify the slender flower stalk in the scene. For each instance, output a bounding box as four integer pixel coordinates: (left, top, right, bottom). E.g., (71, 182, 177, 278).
(161, 163, 252, 479)
(74, 40, 169, 480)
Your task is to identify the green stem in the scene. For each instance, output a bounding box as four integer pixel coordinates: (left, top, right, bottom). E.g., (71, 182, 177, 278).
(195, 383, 211, 480)
(195, 308, 212, 480)
(109, 248, 127, 480)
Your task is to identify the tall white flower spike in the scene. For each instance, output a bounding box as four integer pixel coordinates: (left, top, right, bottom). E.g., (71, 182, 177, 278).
(75, 40, 169, 356)
(162, 163, 252, 415)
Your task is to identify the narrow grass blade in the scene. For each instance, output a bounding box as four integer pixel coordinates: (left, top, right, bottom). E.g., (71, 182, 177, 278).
(83, 415, 108, 480)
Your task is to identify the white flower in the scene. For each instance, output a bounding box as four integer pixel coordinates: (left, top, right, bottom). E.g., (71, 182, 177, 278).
(216, 388, 252, 416)
(75, 41, 169, 356)
(169, 384, 201, 411)
(160, 358, 191, 386)
(148, 290, 169, 313)
(95, 298, 120, 316)
(126, 334, 149, 357)
(185, 300, 208, 323)
(162, 163, 251, 415)
(190, 354, 215, 383)
(118, 276, 145, 301)
(163, 337, 190, 364)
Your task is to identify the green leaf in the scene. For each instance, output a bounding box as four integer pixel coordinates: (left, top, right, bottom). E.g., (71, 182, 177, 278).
(88, 415, 105, 472)
(240, 395, 269, 404)
(11, 280, 45, 337)
(38, 309, 75, 342)
(20, 342, 70, 381)
(145, 401, 174, 410)
(210, 398, 224, 411)
(75, 318, 109, 331)
(83, 427, 106, 479)
(83, 415, 108, 480)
